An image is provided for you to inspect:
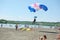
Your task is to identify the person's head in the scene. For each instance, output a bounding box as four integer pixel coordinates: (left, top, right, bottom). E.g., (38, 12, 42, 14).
(43, 35, 47, 39)
(56, 34, 60, 39)
(41, 38, 43, 40)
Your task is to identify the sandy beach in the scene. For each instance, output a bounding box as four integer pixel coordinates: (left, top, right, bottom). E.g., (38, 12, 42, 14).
(0, 28, 60, 40)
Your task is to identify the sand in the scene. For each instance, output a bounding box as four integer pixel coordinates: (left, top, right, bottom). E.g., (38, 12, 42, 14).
(0, 28, 60, 40)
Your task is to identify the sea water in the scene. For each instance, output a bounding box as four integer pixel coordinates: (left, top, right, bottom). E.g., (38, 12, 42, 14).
(0, 24, 54, 29)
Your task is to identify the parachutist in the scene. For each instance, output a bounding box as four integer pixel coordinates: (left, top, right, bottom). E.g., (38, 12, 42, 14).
(32, 18, 36, 24)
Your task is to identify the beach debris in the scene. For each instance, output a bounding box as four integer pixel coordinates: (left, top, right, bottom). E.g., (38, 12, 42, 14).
(20, 28, 31, 31)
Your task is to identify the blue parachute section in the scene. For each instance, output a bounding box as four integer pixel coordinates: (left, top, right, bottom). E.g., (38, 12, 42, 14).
(28, 6, 36, 12)
(39, 4, 48, 11)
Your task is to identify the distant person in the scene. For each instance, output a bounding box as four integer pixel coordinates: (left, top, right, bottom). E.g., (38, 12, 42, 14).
(32, 18, 36, 24)
(25, 24, 29, 28)
(1, 24, 3, 28)
(15, 24, 18, 30)
(58, 28, 60, 30)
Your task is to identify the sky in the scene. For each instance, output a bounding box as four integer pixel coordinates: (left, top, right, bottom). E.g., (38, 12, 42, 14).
(0, 0, 60, 22)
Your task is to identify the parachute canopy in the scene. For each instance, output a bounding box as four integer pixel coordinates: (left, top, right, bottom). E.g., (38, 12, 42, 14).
(28, 3, 48, 12)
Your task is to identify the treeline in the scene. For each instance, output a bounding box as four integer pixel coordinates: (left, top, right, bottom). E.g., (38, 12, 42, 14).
(0, 19, 60, 26)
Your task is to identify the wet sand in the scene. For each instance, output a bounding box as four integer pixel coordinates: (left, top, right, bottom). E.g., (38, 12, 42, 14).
(0, 28, 60, 40)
